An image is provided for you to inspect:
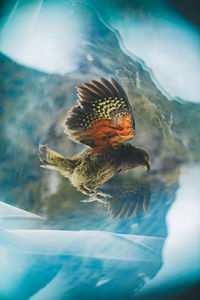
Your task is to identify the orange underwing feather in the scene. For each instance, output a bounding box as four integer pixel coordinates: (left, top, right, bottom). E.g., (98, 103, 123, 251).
(64, 77, 136, 152)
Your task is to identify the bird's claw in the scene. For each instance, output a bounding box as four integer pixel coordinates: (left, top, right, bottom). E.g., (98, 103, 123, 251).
(95, 191, 112, 199)
(80, 191, 111, 205)
(80, 196, 109, 205)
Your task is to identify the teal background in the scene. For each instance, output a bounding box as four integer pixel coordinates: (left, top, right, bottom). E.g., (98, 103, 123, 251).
(0, 1, 200, 299)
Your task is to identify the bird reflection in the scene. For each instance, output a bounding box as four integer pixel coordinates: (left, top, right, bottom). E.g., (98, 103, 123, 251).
(107, 177, 151, 219)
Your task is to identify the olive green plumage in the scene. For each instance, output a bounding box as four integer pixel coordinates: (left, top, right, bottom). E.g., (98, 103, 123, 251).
(39, 143, 150, 195)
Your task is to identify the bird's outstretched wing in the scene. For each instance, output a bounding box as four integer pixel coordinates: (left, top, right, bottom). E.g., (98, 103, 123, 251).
(64, 77, 135, 152)
(108, 179, 151, 219)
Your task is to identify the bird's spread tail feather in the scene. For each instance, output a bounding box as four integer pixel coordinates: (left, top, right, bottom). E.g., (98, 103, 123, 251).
(38, 145, 74, 173)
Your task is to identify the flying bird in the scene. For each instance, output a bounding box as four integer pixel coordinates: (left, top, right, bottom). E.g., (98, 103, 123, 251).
(39, 77, 151, 203)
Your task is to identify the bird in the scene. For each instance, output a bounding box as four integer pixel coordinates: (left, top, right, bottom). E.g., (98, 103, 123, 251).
(38, 77, 151, 203)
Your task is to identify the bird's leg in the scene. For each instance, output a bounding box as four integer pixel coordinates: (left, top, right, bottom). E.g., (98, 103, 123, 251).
(78, 185, 91, 195)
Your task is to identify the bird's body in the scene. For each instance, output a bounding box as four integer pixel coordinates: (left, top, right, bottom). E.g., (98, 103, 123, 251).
(39, 77, 151, 203)
(39, 143, 149, 195)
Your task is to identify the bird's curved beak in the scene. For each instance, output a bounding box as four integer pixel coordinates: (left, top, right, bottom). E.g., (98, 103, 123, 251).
(144, 161, 151, 173)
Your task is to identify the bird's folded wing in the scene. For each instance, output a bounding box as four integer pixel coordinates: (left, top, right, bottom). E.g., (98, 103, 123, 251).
(64, 77, 135, 152)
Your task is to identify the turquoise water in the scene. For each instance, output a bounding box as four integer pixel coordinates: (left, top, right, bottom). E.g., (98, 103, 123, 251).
(0, 0, 200, 299)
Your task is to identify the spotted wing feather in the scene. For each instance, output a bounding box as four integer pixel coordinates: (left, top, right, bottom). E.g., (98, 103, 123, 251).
(64, 77, 135, 152)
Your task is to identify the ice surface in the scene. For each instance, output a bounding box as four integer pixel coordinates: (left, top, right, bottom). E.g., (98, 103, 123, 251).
(0, 202, 164, 300)
(0, 201, 45, 229)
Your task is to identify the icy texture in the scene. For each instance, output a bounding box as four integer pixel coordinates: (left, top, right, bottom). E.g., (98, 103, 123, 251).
(0, 201, 45, 229)
(0, 224, 163, 299)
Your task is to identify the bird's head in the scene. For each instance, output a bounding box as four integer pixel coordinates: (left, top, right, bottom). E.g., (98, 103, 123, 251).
(138, 148, 151, 173)
(123, 144, 151, 173)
